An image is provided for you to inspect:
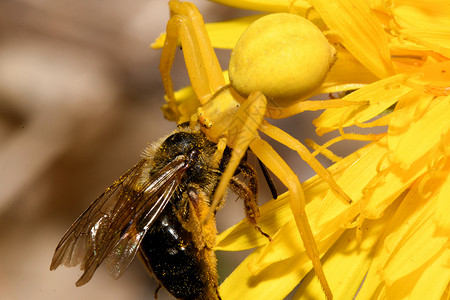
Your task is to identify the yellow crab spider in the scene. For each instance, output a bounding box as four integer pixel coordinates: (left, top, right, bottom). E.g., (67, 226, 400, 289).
(158, 1, 360, 298)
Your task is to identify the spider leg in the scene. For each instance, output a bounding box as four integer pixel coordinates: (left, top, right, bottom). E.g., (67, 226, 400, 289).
(204, 91, 266, 222)
(236, 161, 257, 196)
(160, 0, 225, 119)
(261, 121, 352, 205)
(203, 90, 332, 298)
(249, 137, 332, 300)
(266, 98, 368, 119)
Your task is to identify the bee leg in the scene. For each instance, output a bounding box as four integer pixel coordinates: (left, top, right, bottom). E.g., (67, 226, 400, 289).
(229, 169, 271, 241)
(236, 160, 257, 197)
(186, 185, 221, 299)
(256, 157, 278, 200)
(186, 186, 217, 250)
(205, 91, 266, 224)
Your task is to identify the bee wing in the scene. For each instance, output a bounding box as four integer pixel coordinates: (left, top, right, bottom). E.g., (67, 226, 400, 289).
(50, 155, 190, 286)
(103, 177, 180, 281)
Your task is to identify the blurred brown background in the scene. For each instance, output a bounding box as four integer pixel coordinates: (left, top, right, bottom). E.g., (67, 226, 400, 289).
(0, 0, 367, 299)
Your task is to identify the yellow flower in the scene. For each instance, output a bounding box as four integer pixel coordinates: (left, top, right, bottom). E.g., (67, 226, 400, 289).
(154, 0, 450, 299)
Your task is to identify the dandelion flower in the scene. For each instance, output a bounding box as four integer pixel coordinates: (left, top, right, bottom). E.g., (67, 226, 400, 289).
(153, 0, 450, 299)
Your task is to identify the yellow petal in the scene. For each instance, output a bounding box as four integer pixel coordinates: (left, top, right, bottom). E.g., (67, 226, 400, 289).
(313, 141, 381, 240)
(217, 140, 376, 251)
(357, 175, 449, 299)
(202, 15, 263, 49)
(220, 246, 307, 300)
(394, 30, 450, 59)
(407, 248, 450, 300)
(435, 158, 450, 230)
(314, 74, 412, 136)
(218, 142, 380, 300)
(388, 1, 450, 59)
(382, 189, 446, 285)
(151, 33, 165, 50)
(359, 248, 450, 299)
(215, 192, 293, 251)
(309, 0, 394, 79)
(296, 200, 399, 300)
(209, 0, 311, 13)
(393, 2, 450, 31)
(387, 61, 450, 152)
(386, 90, 432, 155)
(392, 2, 450, 57)
(360, 153, 427, 219)
(247, 199, 342, 273)
(218, 147, 370, 298)
(316, 47, 379, 94)
(409, 60, 450, 95)
(151, 15, 263, 50)
(216, 165, 336, 252)
(390, 95, 450, 169)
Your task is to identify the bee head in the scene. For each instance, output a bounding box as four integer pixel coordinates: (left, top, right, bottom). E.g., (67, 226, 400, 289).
(152, 131, 217, 179)
(158, 132, 204, 157)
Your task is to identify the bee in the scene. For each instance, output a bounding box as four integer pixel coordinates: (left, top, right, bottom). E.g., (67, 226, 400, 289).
(50, 124, 270, 300)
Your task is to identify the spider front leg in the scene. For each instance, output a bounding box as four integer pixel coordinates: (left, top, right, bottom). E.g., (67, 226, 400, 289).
(159, 0, 226, 120)
(201, 90, 332, 299)
(249, 137, 332, 300)
(204, 90, 266, 221)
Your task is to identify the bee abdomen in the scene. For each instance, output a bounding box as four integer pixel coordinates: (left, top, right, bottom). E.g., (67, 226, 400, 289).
(139, 204, 217, 300)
